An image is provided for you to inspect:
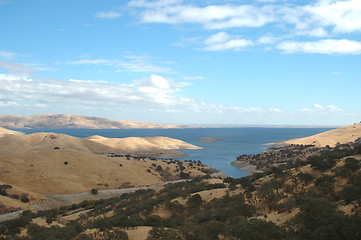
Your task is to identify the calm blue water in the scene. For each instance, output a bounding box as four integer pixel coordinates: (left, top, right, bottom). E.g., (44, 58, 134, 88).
(15, 128, 333, 178)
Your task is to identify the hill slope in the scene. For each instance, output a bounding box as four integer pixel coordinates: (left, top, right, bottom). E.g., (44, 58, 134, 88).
(0, 127, 22, 137)
(277, 122, 361, 147)
(0, 132, 209, 198)
(0, 114, 194, 129)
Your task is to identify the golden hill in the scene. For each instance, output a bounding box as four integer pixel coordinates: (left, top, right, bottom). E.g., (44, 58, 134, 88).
(0, 132, 209, 202)
(0, 114, 194, 129)
(0, 127, 22, 137)
(277, 122, 361, 147)
(86, 135, 201, 151)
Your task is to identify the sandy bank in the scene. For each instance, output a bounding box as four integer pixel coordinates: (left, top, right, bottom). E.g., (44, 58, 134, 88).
(230, 161, 263, 175)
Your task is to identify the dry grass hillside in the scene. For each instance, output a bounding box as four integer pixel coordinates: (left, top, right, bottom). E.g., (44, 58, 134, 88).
(0, 127, 22, 137)
(1, 140, 361, 239)
(0, 114, 192, 129)
(278, 122, 361, 147)
(0, 131, 215, 214)
(86, 135, 201, 151)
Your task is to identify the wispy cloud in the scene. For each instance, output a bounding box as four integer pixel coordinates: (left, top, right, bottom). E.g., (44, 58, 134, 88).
(277, 39, 361, 54)
(203, 32, 253, 51)
(94, 11, 122, 19)
(116, 57, 173, 74)
(0, 51, 17, 59)
(68, 59, 115, 65)
(0, 62, 34, 76)
(129, 0, 274, 29)
(183, 76, 203, 81)
(0, 0, 12, 5)
(67, 55, 173, 74)
(301, 104, 343, 113)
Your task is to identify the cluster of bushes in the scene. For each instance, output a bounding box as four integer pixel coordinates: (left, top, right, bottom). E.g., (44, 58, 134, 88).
(0, 185, 30, 204)
(293, 196, 361, 240)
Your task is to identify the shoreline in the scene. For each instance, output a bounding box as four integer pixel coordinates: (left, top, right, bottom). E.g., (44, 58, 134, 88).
(230, 161, 263, 175)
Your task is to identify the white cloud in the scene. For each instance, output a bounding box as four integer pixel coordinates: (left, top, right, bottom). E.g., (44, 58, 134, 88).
(279, 0, 361, 37)
(277, 39, 361, 54)
(68, 59, 114, 65)
(0, 71, 194, 109)
(0, 71, 284, 117)
(203, 32, 253, 51)
(270, 108, 282, 113)
(67, 56, 173, 74)
(184, 76, 203, 80)
(117, 59, 172, 74)
(313, 103, 323, 109)
(94, 11, 122, 19)
(131, 2, 274, 30)
(257, 35, 279, 44)
(0, 51, 17, 59)
(128, 0, 183, 8)
(295, 27, 329, 37)
(0, 101, 19, 107)
(0, 62, 34, 76)
(128, 0, 361, 55)
(150, 74, 170, 89)
(257, 0, 281, 2)
(204, 32, 230, 45)
(301, 104, 343, 113)
(303, 0, 361, 34)
(308, 27, 329, 37)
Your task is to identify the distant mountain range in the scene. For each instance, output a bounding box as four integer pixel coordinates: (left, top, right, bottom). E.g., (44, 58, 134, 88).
(0, 114, 196, 129)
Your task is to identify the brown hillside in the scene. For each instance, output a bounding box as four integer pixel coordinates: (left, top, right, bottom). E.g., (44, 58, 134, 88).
(0, 127, 22, 137)
(0, 133, 208, 196)
(276, 122, 361, 147)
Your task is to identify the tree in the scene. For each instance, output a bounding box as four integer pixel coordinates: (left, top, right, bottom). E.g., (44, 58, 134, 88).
(344, 158, 360, 171)
(297, 172, 314, 185)
(187, 194, 203, 208)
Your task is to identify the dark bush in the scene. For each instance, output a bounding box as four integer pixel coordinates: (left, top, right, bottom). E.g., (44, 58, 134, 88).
(344, 158, 360, 171)
(187, 194, 203, 209)
(20, 194, 29, 203)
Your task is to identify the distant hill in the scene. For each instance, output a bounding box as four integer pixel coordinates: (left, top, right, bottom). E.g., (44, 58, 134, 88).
(0, 114, 195, 129)
(0, 127, 22, 137)
(276, 122, 361, 147)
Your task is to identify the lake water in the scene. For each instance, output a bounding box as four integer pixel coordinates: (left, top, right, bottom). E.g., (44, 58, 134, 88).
(16, 128, 333, 178)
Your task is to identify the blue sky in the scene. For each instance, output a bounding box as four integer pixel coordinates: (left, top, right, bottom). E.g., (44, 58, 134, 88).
(0, 0, 360, 126)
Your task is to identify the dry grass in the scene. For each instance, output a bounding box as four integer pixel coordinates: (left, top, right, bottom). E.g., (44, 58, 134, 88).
(125, 226, 152, 240)
(280, 122, 361, 147)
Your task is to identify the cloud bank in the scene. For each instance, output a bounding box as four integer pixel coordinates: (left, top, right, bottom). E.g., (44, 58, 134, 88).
(128, 0, 361, 54)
